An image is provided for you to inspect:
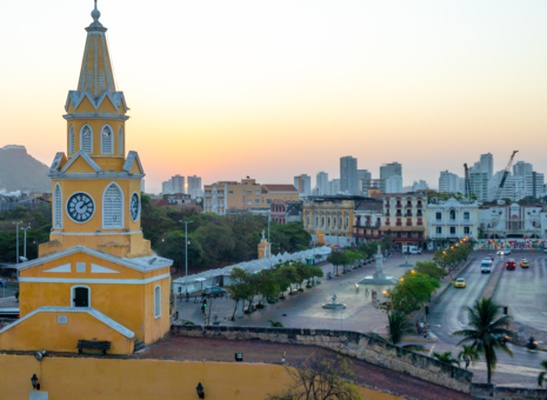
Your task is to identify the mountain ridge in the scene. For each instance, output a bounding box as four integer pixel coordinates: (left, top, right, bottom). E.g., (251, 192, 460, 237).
(0, 145, 50, 193)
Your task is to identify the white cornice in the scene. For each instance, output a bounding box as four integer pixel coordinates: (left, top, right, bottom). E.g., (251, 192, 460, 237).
(64, 112, 130, 121)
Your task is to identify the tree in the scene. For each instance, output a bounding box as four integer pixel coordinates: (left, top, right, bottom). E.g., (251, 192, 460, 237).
(453, 297, 513, 384)
(388, 271, 439, 314)
(387, 311, 414, 345)
(432, 351, 460, 367)
(267, 355, 360, 400)
(458, 344, 479, 370)
(327, 251, 347, 276)
(538, 360, 547, 387)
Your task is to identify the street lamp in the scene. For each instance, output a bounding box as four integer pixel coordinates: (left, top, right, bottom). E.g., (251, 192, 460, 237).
(12, 221, 23, 264)
(20, 224, 31, 261)
(182, 220, 193, 297)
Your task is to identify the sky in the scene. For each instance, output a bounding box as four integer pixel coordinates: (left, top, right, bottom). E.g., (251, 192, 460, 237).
(1, 1, 546, 194)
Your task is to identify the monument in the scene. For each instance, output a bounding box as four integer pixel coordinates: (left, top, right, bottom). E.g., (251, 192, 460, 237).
(358, 245, 397, 286)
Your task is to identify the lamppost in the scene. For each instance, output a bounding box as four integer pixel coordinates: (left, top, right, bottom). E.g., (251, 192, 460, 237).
(20, 224, 31, 261)
(182, 220, 193, 298)
(12, 221, 23, 264)
(267, 211, 271, 268)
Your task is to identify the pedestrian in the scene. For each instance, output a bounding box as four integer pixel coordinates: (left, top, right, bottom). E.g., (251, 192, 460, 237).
(355, 283, 359, 293)
(364, 286, 369, 297)
(186, 291, 190, 302)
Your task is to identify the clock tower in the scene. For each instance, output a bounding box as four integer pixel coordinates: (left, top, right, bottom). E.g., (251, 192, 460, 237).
(42, 1, 152, 259)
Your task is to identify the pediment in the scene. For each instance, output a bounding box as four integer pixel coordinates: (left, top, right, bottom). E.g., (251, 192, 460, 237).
(61, 150, 103, 174)
(49, 152, 68, 173)
(123, 151, 144, 175)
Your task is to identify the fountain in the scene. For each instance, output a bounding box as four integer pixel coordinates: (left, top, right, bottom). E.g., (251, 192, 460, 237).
(322, 293, 346, 310)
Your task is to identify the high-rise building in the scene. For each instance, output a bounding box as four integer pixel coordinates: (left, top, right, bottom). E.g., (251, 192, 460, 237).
(294, 174, 311, 197)
(380, 162, 402, 193)
(187, 175, 203, 199)
(439, 170, 461, 193)
(330, 178, 341, 195)
(357, 169, 371, 194)
(315, 171, 329, 195)
(162, 174, 185, 194)
(340, 156, 359, 195)
(469, 171, 489, 202)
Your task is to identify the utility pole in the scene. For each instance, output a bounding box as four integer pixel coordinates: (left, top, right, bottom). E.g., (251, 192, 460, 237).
(12, 221, 23, 263)
(21, 224, 31, 260)
(182, 220, 193, 298)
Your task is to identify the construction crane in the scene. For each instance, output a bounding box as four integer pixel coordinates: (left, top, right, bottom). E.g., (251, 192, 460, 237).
(494, 150, 519, 202)
(463, 163, 471, 199)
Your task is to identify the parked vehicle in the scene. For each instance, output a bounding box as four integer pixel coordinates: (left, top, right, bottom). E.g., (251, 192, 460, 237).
(202, 286, 227, 298)
(402, 245, 421, 255)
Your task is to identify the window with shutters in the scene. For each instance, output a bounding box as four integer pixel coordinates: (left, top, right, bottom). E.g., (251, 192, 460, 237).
(103, 183, 123, 229)
(81, 125, 93, 153)
(101, 125, 113, 154)
(118, 127, 124, 155)
(154, 285, 161, 318)
(54, 184, 63, 229)
(69, 126, 75, 155)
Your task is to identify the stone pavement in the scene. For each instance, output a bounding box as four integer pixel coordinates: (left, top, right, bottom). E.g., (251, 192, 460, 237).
(175, 253, 430, 340)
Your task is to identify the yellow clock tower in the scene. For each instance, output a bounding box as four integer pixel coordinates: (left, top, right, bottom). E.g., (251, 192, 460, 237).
(0, 2, 173, 354)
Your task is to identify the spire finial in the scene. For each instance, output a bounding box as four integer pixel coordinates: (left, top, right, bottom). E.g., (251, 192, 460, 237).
(91, 0, 101, 23)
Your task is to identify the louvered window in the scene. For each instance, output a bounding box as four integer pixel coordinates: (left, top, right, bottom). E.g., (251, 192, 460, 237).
(69, 126, 75, 155)
(154, 286, 161, 318)
(101, 125, 113, 154)
(54, 184, 62, 229)
(118, 127, 124, 155)
(81, 125, 93, 153)
(103, 183, 123, 229)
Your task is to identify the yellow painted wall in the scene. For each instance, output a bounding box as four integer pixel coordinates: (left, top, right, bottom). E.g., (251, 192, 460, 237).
(19, 252, 171, 344)
(0, 354, 402, 400)
(0, 312, 133, 354)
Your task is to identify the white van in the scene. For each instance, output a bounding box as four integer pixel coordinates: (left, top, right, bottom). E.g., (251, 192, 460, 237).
(402, 245, 422, 255)
(481, 258, 492, 273)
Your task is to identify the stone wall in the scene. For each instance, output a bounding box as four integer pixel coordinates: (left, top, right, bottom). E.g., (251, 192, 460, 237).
(171, 325, 473, 394)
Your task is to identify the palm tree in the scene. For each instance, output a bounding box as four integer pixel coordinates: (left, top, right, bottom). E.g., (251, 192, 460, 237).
(387, 311, 414, 345)
(453, 297, 513, 384)
(458, 344, 480, 370)
(538, 360, 547, 387)
(433, 351, 460, 367)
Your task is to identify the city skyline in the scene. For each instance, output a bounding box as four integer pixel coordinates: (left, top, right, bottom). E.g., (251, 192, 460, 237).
(1, 1, 546, 194)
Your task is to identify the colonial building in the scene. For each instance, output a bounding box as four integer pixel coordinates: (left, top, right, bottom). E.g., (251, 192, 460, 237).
(352, 199, 383, 244)
(0, 4, 172, 355)
(203, 177, 298, 215)
(425, 198, 479, 248)
(478, 203, 543, 239)
(303, 196, 379, 248)
(379, 193, 426, 250)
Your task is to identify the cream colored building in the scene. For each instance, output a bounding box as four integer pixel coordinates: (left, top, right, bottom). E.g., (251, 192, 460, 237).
(203, 177, 298, 214)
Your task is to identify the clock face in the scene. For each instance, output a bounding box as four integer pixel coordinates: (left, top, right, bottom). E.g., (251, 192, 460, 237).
(130, 192, 140, 222)
(67, 192, 95, 223)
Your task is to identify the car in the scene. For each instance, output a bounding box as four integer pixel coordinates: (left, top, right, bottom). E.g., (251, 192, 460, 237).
(202, 286, 227, 298)
(453, 278, 466, 288)
(505, 259, 516, 270)
(486, 254, 495, 261)
(520, 258, 530, 268)
(493, 333, 510, 344)
(496, 250, 505, 256)
(503, 249, 511, 255)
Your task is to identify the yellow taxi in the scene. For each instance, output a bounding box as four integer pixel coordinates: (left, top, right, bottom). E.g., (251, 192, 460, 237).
(520, 258, 530, 268)
(454, 278, 466, 288)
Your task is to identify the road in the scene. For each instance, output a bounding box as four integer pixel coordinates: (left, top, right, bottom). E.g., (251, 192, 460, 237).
(427, 250, 547, 387)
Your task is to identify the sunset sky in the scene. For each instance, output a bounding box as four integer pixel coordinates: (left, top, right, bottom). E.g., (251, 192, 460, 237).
(1, 1, 546, 194)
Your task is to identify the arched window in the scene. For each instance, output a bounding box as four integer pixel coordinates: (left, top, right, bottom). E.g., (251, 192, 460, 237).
(101, 125, 113, 154)
(118, 127, 124, 155)
(72, 286, 90, 307)
(449, 209, 456, 220)
(54, 184, 63, 229)
(103, 183, 123, 229)
(154, 285, 161, 318)
(68, 126, 75, 155)
(80, 125, 93, 153)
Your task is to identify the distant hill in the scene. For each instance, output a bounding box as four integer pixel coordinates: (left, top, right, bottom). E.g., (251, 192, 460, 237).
(0, 145, 50, 193)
